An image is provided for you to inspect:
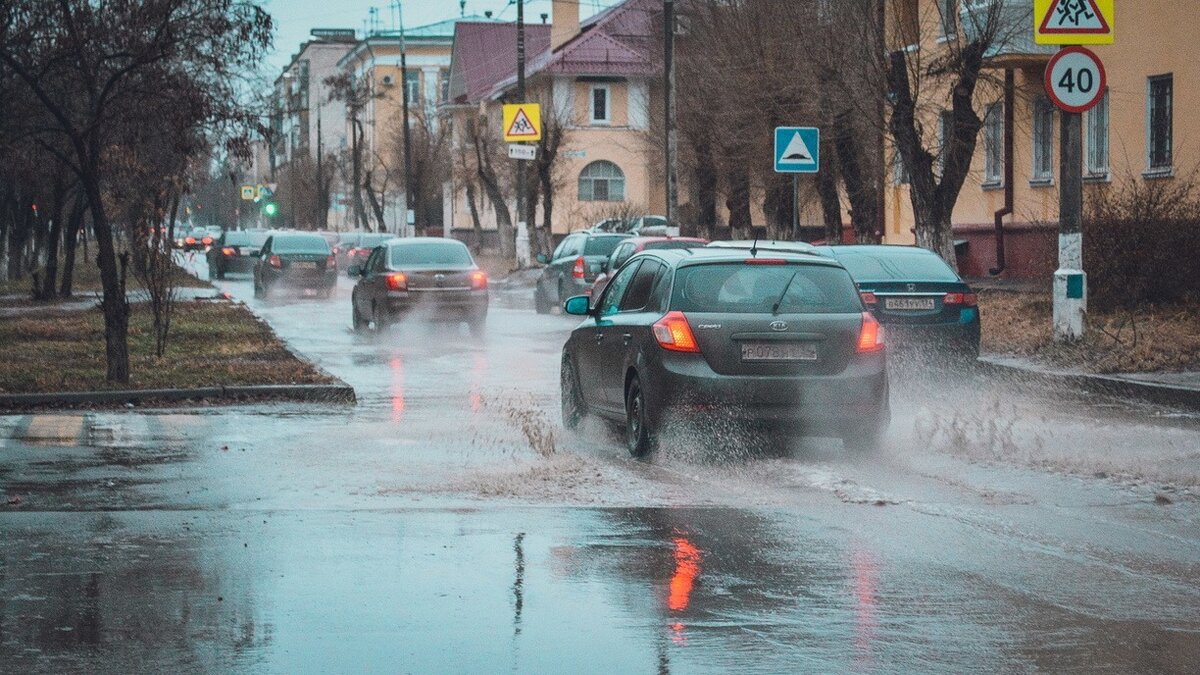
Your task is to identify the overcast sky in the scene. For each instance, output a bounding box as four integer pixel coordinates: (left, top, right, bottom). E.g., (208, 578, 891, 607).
(262, 0, 621, 74)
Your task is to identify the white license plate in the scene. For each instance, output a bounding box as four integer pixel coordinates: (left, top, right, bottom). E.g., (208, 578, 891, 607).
(741, 341, 817, 362)
(885, 297, 935, 310)
(293, 261, 318, 270)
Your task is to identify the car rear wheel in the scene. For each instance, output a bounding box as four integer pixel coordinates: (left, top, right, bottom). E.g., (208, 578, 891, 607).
(352, 302, 368, 333)
(253, 279, 264, 299)
(561, 355, 586, 430)
(625, 375, 657, 458)
(216, 268, 225, 280)
(557, 281, 568, 311)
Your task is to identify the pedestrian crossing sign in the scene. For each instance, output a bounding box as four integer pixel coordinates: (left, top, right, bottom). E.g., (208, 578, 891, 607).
(503, 103, 542, 142)
(1035, 0, 1114, 45)
(774, 127, 820, 174)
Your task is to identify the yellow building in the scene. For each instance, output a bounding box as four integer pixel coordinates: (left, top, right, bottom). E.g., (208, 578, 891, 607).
(444, 0, 663, 244)
(886, 0, 1195, 278)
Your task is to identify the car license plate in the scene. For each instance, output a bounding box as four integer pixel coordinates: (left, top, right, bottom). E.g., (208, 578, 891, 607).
(884, 297, 935, 310)
(740, 341, 817, 362)
(293, 261, 318, 270)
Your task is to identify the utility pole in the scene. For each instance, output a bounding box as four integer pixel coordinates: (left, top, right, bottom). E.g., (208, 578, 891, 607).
(316, 105, 324, 229)
(398, 0, 414, 236)
(664, 0, 678, 228)
(1055, 90, 1086, 341)
(514, 0, 530, 267)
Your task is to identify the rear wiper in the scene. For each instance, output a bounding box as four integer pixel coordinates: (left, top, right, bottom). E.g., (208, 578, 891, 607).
(772, 270, 800, 316)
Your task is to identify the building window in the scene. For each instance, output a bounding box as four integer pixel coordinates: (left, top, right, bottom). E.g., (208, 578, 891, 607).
(939, 0, 957, 38)
(897, 0, 920, 49)
(1086, 89, 1109, 176)
(1147, 74, 1173, 171)
(1032, 96, 1054, 183)
(984, 102, 1003, 185)
(937, 110, 953, 176)
(891, 144, 910, 186)
(590, 85, 610, 125)
(578, 160, 625, 201)
(404, 70, 420, 104)
(439, 69, 450, 103)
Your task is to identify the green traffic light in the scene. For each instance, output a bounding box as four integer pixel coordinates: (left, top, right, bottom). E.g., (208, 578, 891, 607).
(263, 202, 278, 217)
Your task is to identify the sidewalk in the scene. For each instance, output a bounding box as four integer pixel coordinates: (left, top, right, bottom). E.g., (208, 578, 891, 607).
(979, 354, 1200, 411)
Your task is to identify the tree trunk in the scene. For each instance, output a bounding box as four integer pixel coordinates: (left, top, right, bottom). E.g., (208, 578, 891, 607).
(833, 114, 879, 244)
(465, 181, 484, 252)
(60, 195, 86, 298)
(817, 165, 843, 244)
(364, 172, 388, 232)
(82, 167, 131, 384)
(762, 176, 791, 240)
(725, 166, 752, 238)
(692, 139, 718, 238)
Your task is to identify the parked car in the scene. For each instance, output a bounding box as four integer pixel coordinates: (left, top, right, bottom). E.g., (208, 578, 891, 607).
(534, 231, 631, 313)
(349, 237, 488, 335)
(559, 247, 889, 457)
(590, 236, 709, 300)
(341, 233, 395, 275)
(253, 232, 338, 299)
(811, 245, 980, 359)
(206, 230, 269, 279)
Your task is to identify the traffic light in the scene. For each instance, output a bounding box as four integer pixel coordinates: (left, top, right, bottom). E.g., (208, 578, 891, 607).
(262, 201, 278, 218)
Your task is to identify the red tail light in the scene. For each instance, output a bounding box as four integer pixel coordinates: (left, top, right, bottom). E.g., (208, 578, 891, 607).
(185, 236, 196, 244)
(859, 291, 878, 307)
(386, 272, 408, 291)
(744, 258, 788, 265)
(326, 254, 337, 268)
(202, 236, 213, 245)
(470, 271, 488, 289)
(268, 255, 281, 268)
(222, 247, 236, 256)
(572, 257, 586, 279)
(332, 246, 340, 254)
(943, 292, 978, 307)
(653, 311, 700, 353)
(857, 311, 884, 353)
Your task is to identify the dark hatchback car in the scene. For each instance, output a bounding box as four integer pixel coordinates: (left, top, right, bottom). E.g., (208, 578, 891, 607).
(253, 232, 337, 299)
(206, 230, 269, 279)
(349, 237, 488, 335)
(534, 231, 631, 313)
(813, 245, 980, 358)
(560, 248, 889, 457)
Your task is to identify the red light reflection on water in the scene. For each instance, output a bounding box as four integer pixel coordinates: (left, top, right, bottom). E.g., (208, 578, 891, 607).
(390, 355, 406, 422)
(851, 547, 880, 669)
(468, 352, 486, 414)
(667, 536, 702, 644)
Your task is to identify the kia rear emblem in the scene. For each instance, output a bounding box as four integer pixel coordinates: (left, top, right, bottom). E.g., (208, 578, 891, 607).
(907, 283, 916, 292)
(770, 321, 788, 332)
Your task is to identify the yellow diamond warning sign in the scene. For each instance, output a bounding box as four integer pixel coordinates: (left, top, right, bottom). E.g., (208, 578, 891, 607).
(1035, 0, 1114, 45)
(502, 103, 541, 142)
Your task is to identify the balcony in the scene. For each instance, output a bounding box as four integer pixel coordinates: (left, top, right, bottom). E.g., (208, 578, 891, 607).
(961, 0, 1055, 67)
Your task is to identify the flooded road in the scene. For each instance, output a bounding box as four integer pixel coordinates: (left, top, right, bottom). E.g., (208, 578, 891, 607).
(2, 261, 1198, 673)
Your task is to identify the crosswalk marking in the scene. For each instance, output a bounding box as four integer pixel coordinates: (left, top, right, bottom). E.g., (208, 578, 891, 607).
(23, 415, 87, 444)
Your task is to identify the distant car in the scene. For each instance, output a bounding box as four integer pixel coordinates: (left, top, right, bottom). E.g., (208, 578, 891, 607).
(315, 230, 341, 249)
(253, 232, 338, 299)
(590, 236, 709, 300)
(178, 226, 215, 252)
(534, 231, 631, 313)
(341, 233, 394, 275)
(812, 245, 980, 359)
(349, 237, 488, 335)
(560, 247, 889, 456)
(206, 230, 269, 279)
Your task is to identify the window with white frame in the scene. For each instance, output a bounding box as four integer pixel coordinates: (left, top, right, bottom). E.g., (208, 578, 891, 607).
(589, 85, 610, 125)
(939, 0, 957, 38)
(439, 69, 450, 103)
(1085, 89, 1109, 176)
(578, 161, 624, 201)
(891, 145, 910, 186)
(1147, 74, 1173, 171)
(984, 102, 1003, 185)
(404, 70, 420, 105)
(1032, 96, 1054, 183)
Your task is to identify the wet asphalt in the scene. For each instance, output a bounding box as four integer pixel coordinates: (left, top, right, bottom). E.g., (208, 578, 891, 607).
(1, 259, 1199, 673)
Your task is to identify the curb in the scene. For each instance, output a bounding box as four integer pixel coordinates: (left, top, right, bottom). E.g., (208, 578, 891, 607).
(0, 383, 356, 411)
(977, 357, 1200, 411)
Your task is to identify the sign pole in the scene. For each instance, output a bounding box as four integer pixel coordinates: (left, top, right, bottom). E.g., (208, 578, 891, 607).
(1054, 70, 1086, 342)
(792, 174, 799, 240)
(514, 0, 530, 269)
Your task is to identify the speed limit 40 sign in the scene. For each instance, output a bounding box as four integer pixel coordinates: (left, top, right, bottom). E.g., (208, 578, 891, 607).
(1045, 46, 1107, 113)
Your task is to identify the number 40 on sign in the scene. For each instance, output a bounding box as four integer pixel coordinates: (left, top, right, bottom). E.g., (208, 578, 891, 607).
(1045, 46, 1107, 113)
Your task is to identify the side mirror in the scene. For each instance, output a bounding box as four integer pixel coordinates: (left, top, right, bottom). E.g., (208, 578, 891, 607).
(535, 253, 550, 265)
(563, 295, 592, 316)
(347, 263, 362, 277)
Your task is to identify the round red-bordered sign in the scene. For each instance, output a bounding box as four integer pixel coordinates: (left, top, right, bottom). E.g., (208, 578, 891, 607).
(1045, 46, 1107, 114)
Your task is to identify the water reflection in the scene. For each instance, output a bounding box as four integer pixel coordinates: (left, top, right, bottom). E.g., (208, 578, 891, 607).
(850, 546, 880, 671)
(389, 354, 406, 422)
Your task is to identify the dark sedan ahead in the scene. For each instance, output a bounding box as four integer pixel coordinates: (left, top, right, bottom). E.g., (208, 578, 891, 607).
(534, 231, 630, 313)
(253, 232, 337, 299)
(560, 248, 889, 457)
(813, 245, 980, 359)
(207, 230, 269, 279)
(350, 237, 488, 335)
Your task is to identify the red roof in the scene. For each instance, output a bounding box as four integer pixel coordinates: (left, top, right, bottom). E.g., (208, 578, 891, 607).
(448, 22, 551, 104)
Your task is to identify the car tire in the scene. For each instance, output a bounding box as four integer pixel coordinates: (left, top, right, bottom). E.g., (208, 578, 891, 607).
(469, 314, 487, 338)
(352, 301, 368, 333)
(534, 282, 552, 314)
(207, 264, 216, 280)
(216, 269, 225, 280)
(625, 375, 657, 459)
(253, 279, 263, 299)
(371, 301, 386, 331)
(561, 354, 586, 430)
(557, 281, 568, 312)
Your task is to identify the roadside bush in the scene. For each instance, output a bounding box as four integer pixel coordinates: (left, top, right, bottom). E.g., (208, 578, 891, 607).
(1083, 173, 1200, 311)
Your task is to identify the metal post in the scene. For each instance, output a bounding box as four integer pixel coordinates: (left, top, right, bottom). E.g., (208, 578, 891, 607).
(515, 0, 530, 267)
(664, 0, 678, 227)
(1054, 72, 1086, 341)
(399, 2, 414, 237)
(792, 174, 798, 239)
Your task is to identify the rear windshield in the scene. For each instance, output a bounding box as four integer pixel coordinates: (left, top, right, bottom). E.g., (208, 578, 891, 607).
(832, 249, 959, 282)
(389, 243, 473, 267)
(225, 232, 268, 247)
(584, 236, 628, 257)
(644, 240, 700, 252)
(272, 236, 330, 255)
(672, 263, 862, 314)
